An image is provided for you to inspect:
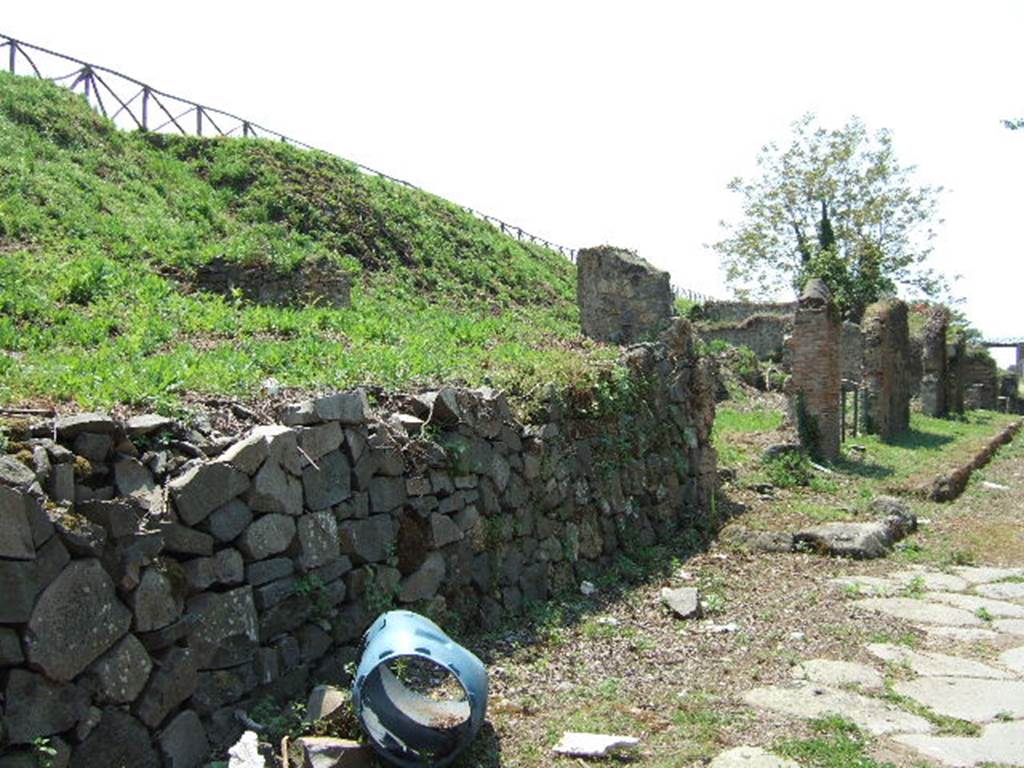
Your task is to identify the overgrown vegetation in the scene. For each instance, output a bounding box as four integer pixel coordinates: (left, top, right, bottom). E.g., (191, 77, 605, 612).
(0, 73, 619, 410)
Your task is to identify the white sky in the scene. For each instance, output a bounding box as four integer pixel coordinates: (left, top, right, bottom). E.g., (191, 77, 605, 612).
(4, 1, 1023, 362)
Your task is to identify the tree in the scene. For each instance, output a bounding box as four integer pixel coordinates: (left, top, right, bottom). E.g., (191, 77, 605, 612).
(712, 114, 945, 320)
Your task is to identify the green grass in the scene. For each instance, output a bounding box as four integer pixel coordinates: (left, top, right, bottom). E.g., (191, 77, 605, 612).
(712, 407, 784, 467)
(775, 716, 897, 768)
(0, 72, 618, 410)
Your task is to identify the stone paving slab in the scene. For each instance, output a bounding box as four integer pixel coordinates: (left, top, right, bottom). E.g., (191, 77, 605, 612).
(993, 619, 1024, 636)
(709, 746, 801, 767)
(976, 581, 1024, 601)
(888, 570, 970, 593)
(790, 659, 883, 690)
(855, 597, 983, 627)
(998, 646, 1024, 675)
(893, 676, 1024, 722)
(894, 721, 1024, 767)
(922, 625, 1001, 642)
(953, 566, 1024, 585)
(924, 591, 1024, 618)
(866, 643, 1013, 679)
(743, 682, 933, 736)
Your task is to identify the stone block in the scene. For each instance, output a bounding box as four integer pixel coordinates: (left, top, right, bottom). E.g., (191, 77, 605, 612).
(73, 709, 160, 768)
(238, 513, 296, 560)
(0, 485, 35, 560)
(0, 626, 24, 666)
(298, 510, 340, 570)
(302, 449, 351, 511)
(169, 461, 250, 525)
(2, 669, 89, 744)
(577, 246, 674, 344)
(399, 551, 446, 603)
(297, 422, 344, 462)
(74, 431, 113, 462)
(246, 556, 294, 585)
(24, 558, 131, 681)
(338, 515, 396, 564)
(186, 586, 259, 669)
(158, 710, 209, 768)
(246, 458, 303, 515)
(314, 390, 370, 424)
(430, 512, 463, 547)
(134, 646, 200, 728)
(133, 564, 186, 632)
(216, 431, 270, 475)
(82, 633, 152, 704)
(205, 498, 253, 542)
(368, 475, 406, 513)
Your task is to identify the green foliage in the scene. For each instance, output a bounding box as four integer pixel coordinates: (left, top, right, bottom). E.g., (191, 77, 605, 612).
(775, 716, 896, 768)
(0, 72, 615, 408)
(713, 113, 946, 319)
(32, 737, 58, 768)
(763, 450, 812, 488)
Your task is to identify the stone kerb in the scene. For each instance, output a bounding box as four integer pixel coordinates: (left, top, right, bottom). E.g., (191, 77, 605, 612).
(861, 299, 912, 441)
(787, 279, 841, 461)
(920, 306, 949, 417)
(577, 245, 675, 345)
(0, 329, 715, 765)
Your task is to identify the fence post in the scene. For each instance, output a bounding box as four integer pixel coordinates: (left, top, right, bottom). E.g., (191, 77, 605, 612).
(8, 41, 14, 74)
(141, 87, 149, 130)
(196, 107, 203, 136)
(242, 121, 251, 138)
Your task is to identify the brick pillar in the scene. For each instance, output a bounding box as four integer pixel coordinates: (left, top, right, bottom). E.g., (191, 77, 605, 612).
(920, 306, 948, 417)
(861, 299, 911, 440)
(789, 279, 841, 460)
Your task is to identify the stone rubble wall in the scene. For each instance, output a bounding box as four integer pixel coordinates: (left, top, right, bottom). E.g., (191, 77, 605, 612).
(576, 246, 675, 345)
(787, 279, 841, 461)
(697, 300, 798, 325)
(696, 314, 792, 362)
(860, 300, 912, 441)
(187, 257, 351, 308)
(963, 348, 999, 410)
(946, 332, 967, 416)
(840, 321, 864, 383)
(0, 323, 715, 767)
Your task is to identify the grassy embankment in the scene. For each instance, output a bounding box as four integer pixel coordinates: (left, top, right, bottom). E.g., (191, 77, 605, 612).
(0, 73, 615, 413)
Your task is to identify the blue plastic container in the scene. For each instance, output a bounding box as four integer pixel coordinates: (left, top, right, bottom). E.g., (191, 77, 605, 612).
(352, 610, 488, 767)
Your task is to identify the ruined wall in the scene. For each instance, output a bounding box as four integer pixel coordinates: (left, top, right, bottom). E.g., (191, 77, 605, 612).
(861, 300, 911, 440)
(963, 348, 999, 410)
(698, 300, 798, 325)
(919, 307, 949, 417)
(946, 332, 967, 416)
(188, 257, 351, 308)
(0, 324, 715, 767)
(787, 279, 841, 461)
(840, 321, 863, 382)
(696, 313, 791, 361)
(577, 246, 675, 344)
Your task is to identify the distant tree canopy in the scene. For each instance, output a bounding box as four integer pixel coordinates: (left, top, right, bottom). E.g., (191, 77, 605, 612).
(1004, 118, 1024, 130)
(712, 114, 946, 320)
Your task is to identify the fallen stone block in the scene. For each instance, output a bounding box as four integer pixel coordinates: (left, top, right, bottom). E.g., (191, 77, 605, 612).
(552, 731, 640, 758)
(661, 586, 702, 619)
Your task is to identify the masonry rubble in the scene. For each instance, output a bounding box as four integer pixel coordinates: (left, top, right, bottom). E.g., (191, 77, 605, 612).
(0, 319, 715, 766)
(860, 299, 912, 440)
(576, 245, 675, 344)
(786, 279, 841, 461)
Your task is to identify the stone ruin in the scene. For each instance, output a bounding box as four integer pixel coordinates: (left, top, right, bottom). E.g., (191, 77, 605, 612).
(946, 330, 967, 416)
(861, 299, 912, 441)
(577, 246, 675, 344)
(787, 279, 841, 461)
(0, 321, 715, 767)
(919, 306, 949, 417)
(186, 256, 352, 308)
